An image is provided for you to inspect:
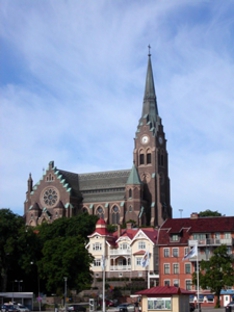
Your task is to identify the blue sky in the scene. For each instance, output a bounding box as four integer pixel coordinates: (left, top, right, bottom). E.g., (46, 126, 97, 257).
(1, 0, 234, 218)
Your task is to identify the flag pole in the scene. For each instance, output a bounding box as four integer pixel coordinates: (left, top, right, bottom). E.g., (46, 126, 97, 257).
(102, 238, 106, 312)
(196, 241, 201, 312)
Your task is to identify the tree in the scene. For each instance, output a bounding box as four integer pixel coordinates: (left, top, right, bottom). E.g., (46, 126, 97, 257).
(39, 235, 94, 293)
(0, 209, 25, 291)
(35, 213, 98, 294)
(199, 210, 222, 217)
(193, 245, 234, 308)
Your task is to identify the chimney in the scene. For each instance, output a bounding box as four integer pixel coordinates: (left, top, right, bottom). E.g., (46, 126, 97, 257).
(126, 222, 132, 230)
(190, 212, 199, 219)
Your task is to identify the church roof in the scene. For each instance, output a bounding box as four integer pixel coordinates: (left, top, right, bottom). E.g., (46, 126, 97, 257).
(78, 169, 130, 202)
(126, 164, 142, 185)
(141, 52, 159, 128)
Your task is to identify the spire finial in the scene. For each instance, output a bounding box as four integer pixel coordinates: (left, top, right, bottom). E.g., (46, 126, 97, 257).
(148, 44, 151, 56)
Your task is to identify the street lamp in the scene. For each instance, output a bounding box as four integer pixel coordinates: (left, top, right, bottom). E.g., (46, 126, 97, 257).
(31, 262, 41, 311)
(15, 280, 23, 292)
(64, 277, 68, 312)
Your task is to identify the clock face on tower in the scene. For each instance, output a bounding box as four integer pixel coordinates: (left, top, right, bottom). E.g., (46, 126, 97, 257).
(40, 186, 59, 207)
(141, 135, 149, 144)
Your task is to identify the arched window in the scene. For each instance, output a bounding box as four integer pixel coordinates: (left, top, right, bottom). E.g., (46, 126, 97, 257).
(112, 205, 119, 224)
(140, 153, 144, 164)
(147, 152, 151, 164)
(97, 207, 104, 219)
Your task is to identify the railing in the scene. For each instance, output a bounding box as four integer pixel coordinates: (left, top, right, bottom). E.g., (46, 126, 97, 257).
(189, 238, 233, 247)
(109, 249, 131, 256)
(110, 265, 131, 271)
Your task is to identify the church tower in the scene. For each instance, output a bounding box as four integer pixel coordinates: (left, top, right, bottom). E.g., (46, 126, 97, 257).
(134, 50, 172, 226)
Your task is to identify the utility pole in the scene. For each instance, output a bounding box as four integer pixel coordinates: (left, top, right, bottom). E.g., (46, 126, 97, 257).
(64, 277, 68, 312)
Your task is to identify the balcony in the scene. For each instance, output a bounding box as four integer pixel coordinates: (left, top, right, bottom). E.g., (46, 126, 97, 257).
(189, 238, 234, 247)
(109, 249, 131, 256)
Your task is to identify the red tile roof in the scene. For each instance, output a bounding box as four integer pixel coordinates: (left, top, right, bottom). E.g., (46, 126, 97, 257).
(158, 216, 234, 245)
(88, 220, 158, 244)
(136, 286, 195, 296)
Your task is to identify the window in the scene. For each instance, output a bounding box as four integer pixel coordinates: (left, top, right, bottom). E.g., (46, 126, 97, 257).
(185, 263, 191, 274)
(185, 280, 192, 290)
(193, 234, 205, 240)
(224, 232, 231, 239)
(164, 280, 170, 286)
(120, 243, 129, 250)
(46, 173, 54, 182)
(184, 247, 189, 256)
(164, 248, 169, 257)
(173, 279, 179, 287)
(93, 259, 101, 267)
(173, 263, 179, 274)
(172, 248, 179, 257)
(140, 153, 144, 165)
(112, 206, 119, 224)
(146, 153, 151, 164)
(93, 242, 102, 251)
(164, 264, 170, 274)
(129, 189, 132, 198)
(148, 298, 171, 310)
(136, 258, 141, 266)
(171, 234, 179, 241)
(97, 207, 104, 219)
(138, 241, 146, 249)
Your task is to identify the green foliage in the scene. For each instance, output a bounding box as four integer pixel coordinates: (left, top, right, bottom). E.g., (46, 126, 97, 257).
(199, 209, 222, 217)
(193, 245, 234, 308)
(106, 224, 117, 233)
(0, 209, 97, 295)
(39, 235, 94, 292)
(0, 209, 25, 291)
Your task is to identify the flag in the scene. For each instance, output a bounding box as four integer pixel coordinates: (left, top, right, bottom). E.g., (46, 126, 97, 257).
(141, 250, 150, 267)
(101, 255, 105, 270)
(183, 244, 198, 261)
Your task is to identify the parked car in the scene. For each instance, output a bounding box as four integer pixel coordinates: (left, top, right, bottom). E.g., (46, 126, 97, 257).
(227, 301, 234, 307)
(189, 302, 195, 312)
(67, 304, 86, 312)
(117, 303, 135, 312)
(16, 305, 30, 312)
(1, 305, 20, 312)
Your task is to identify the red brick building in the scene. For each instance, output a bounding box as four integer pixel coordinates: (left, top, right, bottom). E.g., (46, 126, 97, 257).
(157, 213, 234, 307)
(24, 53, 172, 227)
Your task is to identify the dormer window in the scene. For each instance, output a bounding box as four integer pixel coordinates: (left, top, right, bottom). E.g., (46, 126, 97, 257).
(171, 234, 179, 241)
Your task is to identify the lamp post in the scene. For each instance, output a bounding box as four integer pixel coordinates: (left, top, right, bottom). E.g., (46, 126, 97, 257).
(64, 277, 68, 312)
(15, 280, 23, 292)
(31, 261, 41, 311)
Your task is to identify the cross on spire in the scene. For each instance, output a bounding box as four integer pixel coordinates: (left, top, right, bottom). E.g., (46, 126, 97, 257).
(148, 44, 151, 56)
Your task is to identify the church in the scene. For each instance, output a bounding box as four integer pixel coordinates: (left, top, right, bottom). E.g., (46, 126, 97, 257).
(24, 52, 172, 227)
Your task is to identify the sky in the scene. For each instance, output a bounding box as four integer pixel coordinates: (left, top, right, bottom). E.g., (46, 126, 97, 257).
(0, 0, 234, 219)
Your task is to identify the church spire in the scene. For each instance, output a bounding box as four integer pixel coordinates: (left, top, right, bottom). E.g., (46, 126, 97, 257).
(142, 46, 158, 122)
